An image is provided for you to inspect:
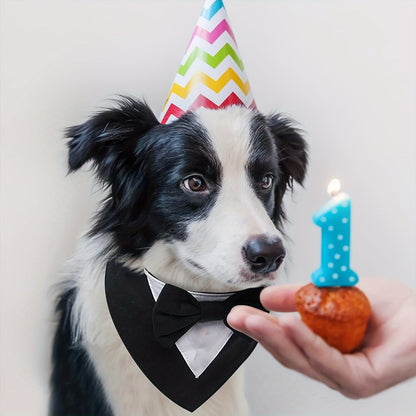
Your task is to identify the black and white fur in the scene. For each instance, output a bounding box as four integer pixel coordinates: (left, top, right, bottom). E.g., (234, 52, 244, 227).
(50, 98, 308, 416)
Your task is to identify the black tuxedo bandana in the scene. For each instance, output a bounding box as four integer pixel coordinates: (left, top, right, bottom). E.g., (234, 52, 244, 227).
(105, 260, 268, 412)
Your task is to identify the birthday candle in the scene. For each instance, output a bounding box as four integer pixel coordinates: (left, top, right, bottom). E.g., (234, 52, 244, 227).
(311, 179, 358, 287)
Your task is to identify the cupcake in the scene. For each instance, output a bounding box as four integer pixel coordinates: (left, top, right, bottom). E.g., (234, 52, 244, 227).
(295, 283, 371, 353)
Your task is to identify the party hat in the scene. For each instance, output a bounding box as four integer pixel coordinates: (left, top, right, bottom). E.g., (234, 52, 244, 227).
(160, 0, 256, 124)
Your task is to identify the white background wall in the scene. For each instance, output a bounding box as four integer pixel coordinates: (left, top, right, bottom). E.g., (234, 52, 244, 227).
(1, 0, 415, 415)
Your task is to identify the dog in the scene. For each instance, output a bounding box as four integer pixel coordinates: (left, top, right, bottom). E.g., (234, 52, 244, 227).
(49, 97, 308, 416)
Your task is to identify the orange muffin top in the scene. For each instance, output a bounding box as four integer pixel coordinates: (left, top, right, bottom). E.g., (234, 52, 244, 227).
(295, 283, 371, 322)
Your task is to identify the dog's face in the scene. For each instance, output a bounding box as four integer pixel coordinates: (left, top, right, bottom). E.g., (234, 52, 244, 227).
(67, 98, 307, 288)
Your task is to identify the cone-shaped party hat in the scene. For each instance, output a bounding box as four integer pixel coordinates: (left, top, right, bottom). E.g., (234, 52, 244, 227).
(160, 0, 256, 124)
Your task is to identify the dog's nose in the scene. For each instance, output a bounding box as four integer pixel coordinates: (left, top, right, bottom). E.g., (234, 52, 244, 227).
(243, 236, 286, 274)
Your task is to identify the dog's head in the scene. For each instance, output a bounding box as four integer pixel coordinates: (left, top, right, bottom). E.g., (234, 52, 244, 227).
(67, 97, 307, 288)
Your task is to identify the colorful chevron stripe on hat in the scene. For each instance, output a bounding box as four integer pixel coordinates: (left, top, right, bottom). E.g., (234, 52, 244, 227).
(160, 0, 256, 124)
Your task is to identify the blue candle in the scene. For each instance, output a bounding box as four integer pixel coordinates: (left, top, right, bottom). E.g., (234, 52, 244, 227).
(312, 179, 358, 287)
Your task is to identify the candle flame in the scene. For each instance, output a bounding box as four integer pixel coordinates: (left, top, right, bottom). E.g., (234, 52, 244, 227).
(327, 178, 341, 196)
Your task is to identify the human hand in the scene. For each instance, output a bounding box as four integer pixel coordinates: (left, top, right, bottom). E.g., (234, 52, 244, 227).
(227, 278, 416, 398)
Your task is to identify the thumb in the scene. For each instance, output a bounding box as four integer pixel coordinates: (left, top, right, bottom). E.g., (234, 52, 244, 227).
(260, 284, 302, 312)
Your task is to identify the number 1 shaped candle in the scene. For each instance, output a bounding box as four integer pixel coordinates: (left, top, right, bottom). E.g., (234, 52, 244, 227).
(312, 179, 358, 287)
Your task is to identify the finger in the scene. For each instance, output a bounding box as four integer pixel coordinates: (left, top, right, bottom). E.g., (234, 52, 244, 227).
(228, 308, 343, 389)
(227, 305, 278, 336)
(241, 314, 340, 390)
(260, 284, 302, 312)
(281, 315, 358, 391)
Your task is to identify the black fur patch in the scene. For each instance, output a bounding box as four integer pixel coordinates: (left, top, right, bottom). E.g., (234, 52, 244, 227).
(249, 112, 308, 226)
(247, 113, 280, 219)
(49, 288, 113, 416)
(66, 99, 222, 256)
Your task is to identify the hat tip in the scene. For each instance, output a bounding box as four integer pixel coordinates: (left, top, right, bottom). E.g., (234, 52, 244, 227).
(160, 0, 255, 124)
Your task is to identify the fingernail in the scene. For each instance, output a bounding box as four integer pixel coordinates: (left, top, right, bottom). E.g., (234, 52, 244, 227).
(259, 286, 276, 303)
(226, 310, 238, 327)
(261, 286, 274, 295)
(226, 306, 249, 328)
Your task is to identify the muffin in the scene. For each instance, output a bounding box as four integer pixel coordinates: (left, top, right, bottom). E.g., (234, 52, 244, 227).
(295, 283, 371, 353)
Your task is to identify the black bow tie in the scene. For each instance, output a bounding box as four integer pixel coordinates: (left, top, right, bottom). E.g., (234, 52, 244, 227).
(152, 283, 267, 348)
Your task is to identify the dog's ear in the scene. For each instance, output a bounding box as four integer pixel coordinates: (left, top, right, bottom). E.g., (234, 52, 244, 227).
(266, 114, 308, 223)
(267, 114, 308, 187)
(65, 97, 159, 182)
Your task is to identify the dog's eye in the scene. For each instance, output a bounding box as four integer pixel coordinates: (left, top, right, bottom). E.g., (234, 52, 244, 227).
(182, 176, 208, 193)
(261, 174, 274, 190)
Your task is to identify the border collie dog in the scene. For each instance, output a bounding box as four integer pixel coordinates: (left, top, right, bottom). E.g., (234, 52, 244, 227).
(50, 98, 307, 416)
